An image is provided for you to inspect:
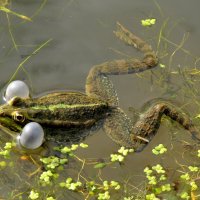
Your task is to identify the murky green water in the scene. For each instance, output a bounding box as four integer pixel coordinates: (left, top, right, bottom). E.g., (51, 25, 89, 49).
(0, 0, 200, 199)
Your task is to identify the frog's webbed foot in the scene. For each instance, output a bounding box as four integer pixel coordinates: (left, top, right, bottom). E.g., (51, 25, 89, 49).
(114, 22, 156, 60)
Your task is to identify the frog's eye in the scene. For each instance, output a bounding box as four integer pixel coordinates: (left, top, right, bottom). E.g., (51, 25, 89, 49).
(12, 111, 25, 122)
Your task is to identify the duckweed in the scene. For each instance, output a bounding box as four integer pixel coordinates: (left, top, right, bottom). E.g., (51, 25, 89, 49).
(180, 173, 190, 181)
(141, 18, 156, 27)
(29, 190, 39, 200)
(0, 160, 6, 168)
(46, 197, 55, 200)
(188, 166, 198, 172)
(152, 164, 165, 174)
(98, 191, 110, 200)
(60, 177, 120, 198)
(40, 170, 58, 185)
(143, 145, 174, 198)
(40, 156, 68, 170)
(190, 181, 198, 191)
(152, 144, 167, 155)
(110, 146, 134, 163)
(146, 193, 160, 200)
(0, 142, 15, 158)
(110, 153, 124, 162)
(79, 143, 89, 148)
(197, 150, 200, 157)
(180, 192, 190, 199)
(1, 141, 200, 199)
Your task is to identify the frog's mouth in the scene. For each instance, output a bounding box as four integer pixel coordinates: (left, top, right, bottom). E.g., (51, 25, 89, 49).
(0, 102, 27, 133)
(0, 115, 23, 133)
(0, 105, 24, 135)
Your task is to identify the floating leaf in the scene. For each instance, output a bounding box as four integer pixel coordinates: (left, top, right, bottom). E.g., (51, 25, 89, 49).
(195, 114, 200, 119)
(141, 18, 156, 27)
(94, 162, 107, 169)
(159, 63, 166, 68)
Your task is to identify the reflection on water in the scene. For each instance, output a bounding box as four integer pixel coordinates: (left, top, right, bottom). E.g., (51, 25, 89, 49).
(0, 0, 200, 199)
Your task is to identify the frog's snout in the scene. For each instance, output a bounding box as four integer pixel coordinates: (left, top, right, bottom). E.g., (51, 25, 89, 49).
(0, 103, 13, 116)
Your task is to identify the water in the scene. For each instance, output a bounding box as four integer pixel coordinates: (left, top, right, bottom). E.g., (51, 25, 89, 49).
(0, 0, 200, 199)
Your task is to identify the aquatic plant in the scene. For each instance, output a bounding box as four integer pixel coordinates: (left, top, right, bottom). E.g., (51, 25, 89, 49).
(141, 18, 156, 27)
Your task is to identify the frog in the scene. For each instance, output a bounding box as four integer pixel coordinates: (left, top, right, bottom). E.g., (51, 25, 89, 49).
(0, 22, 199, 152)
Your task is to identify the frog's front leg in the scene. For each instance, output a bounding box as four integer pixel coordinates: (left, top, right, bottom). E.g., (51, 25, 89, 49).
(85, 22, 158, 106)
(103, 102, 200, 151)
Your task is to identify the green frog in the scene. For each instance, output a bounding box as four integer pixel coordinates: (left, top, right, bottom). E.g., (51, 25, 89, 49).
(0, 22, 199, 151)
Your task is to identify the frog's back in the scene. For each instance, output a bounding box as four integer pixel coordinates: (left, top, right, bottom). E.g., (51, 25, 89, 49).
(12, 91, 109, 127)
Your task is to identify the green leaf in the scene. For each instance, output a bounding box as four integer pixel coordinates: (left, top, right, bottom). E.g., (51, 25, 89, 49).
(195, 114, 200, 119)
(94, 162, 107, 169)
(79, 143, 89, 148)
(141, 18, 156, 27)
(159, 63, 166, 68)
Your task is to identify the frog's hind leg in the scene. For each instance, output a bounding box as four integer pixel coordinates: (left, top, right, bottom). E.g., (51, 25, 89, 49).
(103, 108, 139, 148)
(86, 22, 158, 106)
(103, 102, 200, 152)
(133, 102, 200, 143)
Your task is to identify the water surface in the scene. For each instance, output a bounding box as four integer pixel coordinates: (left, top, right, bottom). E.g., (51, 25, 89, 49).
(0, 0, 200, 199)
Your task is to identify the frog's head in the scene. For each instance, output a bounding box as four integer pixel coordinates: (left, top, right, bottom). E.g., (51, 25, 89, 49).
(0, 97, 46, 150)
(0, 97, 31, 133)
